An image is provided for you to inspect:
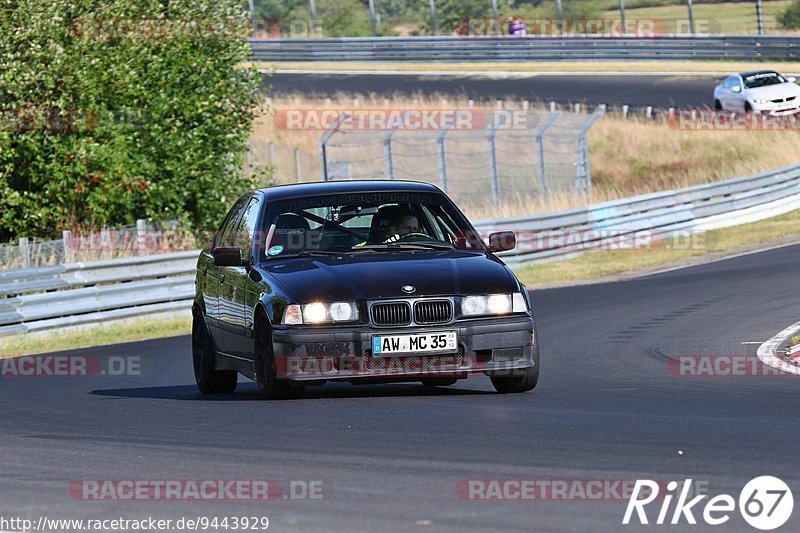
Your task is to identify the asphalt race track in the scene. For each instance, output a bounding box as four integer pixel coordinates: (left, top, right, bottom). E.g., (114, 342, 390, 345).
(1, 244, 799, 532)
(266, 72, 719, 108)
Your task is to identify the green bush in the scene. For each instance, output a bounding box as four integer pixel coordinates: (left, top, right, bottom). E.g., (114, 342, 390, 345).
(0, 0, 263, 241)
(779, 0, 800, 30)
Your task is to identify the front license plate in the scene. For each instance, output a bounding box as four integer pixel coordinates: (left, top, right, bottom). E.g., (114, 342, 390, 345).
(372, 331, 457, 355)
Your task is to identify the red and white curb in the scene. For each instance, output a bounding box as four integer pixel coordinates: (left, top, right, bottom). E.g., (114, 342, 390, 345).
(757, 320, 800, 376)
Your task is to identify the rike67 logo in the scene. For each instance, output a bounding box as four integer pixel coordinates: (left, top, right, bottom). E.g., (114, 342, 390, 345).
(623, 477, 794, 530)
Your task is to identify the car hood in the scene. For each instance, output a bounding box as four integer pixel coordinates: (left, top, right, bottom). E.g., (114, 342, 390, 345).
(261, 250, 518, 302)
(744, 83, 800, 99)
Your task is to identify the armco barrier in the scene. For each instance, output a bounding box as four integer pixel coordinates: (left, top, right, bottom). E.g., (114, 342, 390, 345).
(250, 35, 800, 62)
(1, 163, 799, 336)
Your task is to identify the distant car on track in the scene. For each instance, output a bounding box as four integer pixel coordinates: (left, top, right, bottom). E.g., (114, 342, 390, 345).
(713, 70, 800, 115)
(192, 180, 539, 399)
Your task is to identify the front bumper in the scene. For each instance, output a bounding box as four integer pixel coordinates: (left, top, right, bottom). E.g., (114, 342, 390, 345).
(750, 102, 800, 116)
(272, 315, 536, 382)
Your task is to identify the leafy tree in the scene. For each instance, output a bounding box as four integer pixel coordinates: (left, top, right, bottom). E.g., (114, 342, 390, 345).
(0, 0, 263, 240)
(429, 0, 514, 34)
(779, 0, 800, 29)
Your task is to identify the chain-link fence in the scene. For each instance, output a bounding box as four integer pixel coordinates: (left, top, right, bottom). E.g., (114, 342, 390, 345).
(247, 139, 319, 185)
(0, 221, 201, 271)
(318, 108, 604, 208)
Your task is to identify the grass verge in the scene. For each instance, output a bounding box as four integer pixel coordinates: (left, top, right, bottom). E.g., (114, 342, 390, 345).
(258, 61, 800, 75)
(515, 209, 800, 287)
(0, 316, 191, 358)
(601, 1, 791, 34)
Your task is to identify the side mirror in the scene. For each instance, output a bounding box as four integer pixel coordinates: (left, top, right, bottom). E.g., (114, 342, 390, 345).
(487, 231, 516, 253)
(732, 85, 742, 93)
(787, 76, 797, 84)
(212, 247, 246, 267)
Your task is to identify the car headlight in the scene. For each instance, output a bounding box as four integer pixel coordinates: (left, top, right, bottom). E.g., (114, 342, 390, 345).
(752, 98, 770, 104)
(461, 293, 528, 317)
(283, 302, 359, 324)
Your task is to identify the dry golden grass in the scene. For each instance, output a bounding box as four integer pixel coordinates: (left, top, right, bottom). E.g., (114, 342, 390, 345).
(0, 316, 191, 358)
(253, 94, 800, 219)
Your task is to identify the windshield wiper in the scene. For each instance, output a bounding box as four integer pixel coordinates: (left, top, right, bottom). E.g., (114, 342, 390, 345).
(268, 250, 347, 259)
(353, 242, 454, 251)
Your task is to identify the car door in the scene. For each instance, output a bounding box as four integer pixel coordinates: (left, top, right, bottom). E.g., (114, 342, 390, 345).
(224, 195, 264, 359)
(719, 77, 737, 110)
(729, 76, 746, 111)
(213, 196, 248, 353)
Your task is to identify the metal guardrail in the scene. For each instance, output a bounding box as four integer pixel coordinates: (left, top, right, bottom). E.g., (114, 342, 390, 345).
(1, 162, 799, 336)
(473, 163, 800, 266)
(0, 252, 197, 337)
(251, 35, 800, 62)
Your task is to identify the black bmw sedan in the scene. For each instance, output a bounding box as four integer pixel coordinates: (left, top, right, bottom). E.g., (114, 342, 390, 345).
(192, 180, 539, 399)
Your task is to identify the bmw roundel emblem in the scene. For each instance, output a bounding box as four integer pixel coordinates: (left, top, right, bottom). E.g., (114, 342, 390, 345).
(402, 285, 416, 294)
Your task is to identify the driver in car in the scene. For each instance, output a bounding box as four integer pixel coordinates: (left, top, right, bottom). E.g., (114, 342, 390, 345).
(384, 212, 421, 243)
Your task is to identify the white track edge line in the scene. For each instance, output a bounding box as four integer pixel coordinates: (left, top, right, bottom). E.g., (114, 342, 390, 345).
(757, 320, 800, 376)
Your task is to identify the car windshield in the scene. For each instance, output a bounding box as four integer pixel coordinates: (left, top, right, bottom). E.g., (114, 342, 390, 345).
(743, 72, 787, 89)
(259, 191, 484, 260)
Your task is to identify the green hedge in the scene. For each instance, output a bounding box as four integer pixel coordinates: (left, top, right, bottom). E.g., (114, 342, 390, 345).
(0, 0, 263, 241)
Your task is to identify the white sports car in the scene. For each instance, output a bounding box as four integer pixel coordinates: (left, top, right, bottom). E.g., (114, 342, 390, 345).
(713, 70, 800, 115)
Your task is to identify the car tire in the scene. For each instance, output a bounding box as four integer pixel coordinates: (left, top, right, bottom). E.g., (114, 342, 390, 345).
(192, 310, 237, 394)
(490, 335, 540, 394)
(714, 99, 722, 111)
(744, 102, 752, 113)
(254, 313, 292, 400)
(421, 378, 458, 387)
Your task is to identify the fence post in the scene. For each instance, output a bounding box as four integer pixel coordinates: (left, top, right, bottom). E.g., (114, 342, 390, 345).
(294, 148, 302, 183)
(384, 130, 395, 180)
(575, 106, 606, 199)
(268, 142, 276, 169)
(491, 0, 500, 36)
(556, 0, 564, 33)
(136, 219, 147, 255)
(19, 237, 31, 269)
(533, 112, 561, 200)
(619, 0, 627, 35)
(686, 0, 695, 35)
(247, 0, 255, 35)
(368, 0, 377, 36)
(319, 112, 347, 181)
(309, 0, 318, 35)
(62, 230, 73, 263)
(429, 0, 437, 36)
(487, 123, 500, 205)
(437, 128, 449, 193)
(756, 0, 765, 35)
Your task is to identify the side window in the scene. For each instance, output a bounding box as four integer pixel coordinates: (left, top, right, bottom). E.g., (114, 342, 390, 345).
(234, 197, 262, 261)
(217, 197, 248, 248)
